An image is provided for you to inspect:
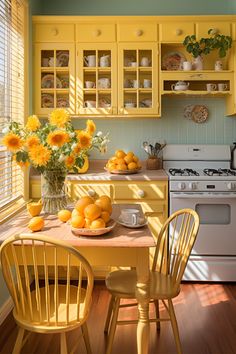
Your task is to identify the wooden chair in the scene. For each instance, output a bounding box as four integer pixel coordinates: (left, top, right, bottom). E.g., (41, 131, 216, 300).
(104, 209, 200, 354)
(0, 234, 94, 354)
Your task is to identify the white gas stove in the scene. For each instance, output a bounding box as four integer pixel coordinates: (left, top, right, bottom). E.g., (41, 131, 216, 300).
(163, 144, 236, 282)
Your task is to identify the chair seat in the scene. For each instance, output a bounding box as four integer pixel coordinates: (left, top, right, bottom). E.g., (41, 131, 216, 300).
(106, 270, 180, 300)
(14, 284, 88, 333)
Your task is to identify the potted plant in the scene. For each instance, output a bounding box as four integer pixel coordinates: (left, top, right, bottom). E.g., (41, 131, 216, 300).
(183, 29, 232, 70)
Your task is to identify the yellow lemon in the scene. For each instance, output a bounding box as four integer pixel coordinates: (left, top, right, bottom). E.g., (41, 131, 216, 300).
(84, 203, 102, 221)
(132, 155, 139, 163)
(124, 154, 134, 165)
(90, 218, 106, 229)
(128, 162, 137, 170)
(75, 196, 94, 216)
(115, 150, 126, 159)
(117, 163, 127, 171)
(95, 196, 112, 214)
(71, 215, 85, 228)
(101, 211, 110, 224)
(58, 209, 71, 222)
(108, 163, 117, 171)
(28, 217, 44, 232)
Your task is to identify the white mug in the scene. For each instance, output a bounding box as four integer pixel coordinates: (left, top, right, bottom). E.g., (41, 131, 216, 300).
(85, 81, 95, 89)
(84, 55, 96, 67)
(140, 57, 150, 67)
(183, 61, 192, 71)
(100, 55, 110, 67)
(84, 100, 96, 108)
(98, 77, 111, 88)
(120, 208, 143, 226)
(143, 79, 151, 88)
(218, 83, 228, 91)
(206, 83, 217, 91)
(130, 61, 138, 67)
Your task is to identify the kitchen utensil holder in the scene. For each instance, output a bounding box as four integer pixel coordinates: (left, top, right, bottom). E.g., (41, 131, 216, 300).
(146, 157, 162, 170)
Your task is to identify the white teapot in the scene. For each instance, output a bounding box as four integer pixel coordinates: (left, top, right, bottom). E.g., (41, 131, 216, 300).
(171, 81, 189, 91)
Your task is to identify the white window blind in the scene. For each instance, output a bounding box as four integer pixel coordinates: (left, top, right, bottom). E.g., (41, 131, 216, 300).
(0, 0, 26, 209)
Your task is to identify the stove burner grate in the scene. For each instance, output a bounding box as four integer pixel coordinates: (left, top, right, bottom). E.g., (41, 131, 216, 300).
(204, 168, 236, 176)
(169, 168, 199, 176)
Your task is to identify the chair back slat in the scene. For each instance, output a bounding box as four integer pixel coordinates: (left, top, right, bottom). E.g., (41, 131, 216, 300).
(0, 234, 94, 329)
(54, 246, 59, 324)
(153, 209, 199, 287)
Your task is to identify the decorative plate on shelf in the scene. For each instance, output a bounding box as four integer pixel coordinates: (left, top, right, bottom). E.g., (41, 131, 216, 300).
(41, 74, 62, 89)
(162, 51, 186, 71)
(41, 93, 54, 108)
(71, 219, 116, 237)
(57, 51, 69, 67)
(191, 105, 209, 123)
(104, 167, 142, 175)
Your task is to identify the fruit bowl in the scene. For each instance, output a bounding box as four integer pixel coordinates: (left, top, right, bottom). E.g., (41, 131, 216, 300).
(104, 167, 142, 175)
(71, 219, 116, 237)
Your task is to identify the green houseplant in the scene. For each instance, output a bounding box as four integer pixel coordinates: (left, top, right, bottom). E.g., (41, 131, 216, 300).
(183, 29, 232, 69)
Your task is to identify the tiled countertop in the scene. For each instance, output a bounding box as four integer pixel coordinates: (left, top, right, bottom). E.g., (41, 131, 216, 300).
(30, 160, 168, 182)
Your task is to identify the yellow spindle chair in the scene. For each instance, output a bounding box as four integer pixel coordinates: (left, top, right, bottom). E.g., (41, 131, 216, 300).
(0, 234, 94, 354)
(104, 209, 200, 354)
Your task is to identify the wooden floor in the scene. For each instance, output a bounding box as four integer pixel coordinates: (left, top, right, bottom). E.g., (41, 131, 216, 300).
(1, 282, 236, 354)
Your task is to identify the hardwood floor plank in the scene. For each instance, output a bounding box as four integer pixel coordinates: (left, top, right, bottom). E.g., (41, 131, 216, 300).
(1, 282, 236, 354)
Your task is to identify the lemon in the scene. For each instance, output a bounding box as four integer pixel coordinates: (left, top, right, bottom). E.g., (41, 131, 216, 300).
(58, 209, 71, 222)
(28, 217, 44, 232)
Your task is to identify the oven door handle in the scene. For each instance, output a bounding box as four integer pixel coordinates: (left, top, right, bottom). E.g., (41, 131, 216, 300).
(171, 192, 236, 199)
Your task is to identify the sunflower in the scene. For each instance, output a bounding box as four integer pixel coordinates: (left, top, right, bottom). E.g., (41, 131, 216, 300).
(73, 143, 81, 155)
(47, 130, 69, 147)
(3, 132, 24, 152)
(25, 115, 41, 131)
(77, 131, 91, 149)
(29, 144, 51, 166)
(49, 108, 70, 128)
(25, 135, 40, 148)
(86, 119, 96, 135)
(65, 154, 75, 168)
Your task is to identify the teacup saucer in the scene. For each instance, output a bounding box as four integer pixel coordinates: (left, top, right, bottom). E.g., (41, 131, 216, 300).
(117, 217, 148, 229)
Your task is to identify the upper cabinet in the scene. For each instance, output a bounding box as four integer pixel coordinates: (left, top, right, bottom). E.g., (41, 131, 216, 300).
(33, 16, 236, 118)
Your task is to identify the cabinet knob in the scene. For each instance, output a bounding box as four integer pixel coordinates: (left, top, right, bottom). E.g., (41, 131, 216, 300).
(137, 190, 145, 198)
(51, 27, 59, 36)
(93, 29, 101, 37)
(175, 28, 182, 36)
(135, 29, 143, 37)
(87, 190, 96, 197)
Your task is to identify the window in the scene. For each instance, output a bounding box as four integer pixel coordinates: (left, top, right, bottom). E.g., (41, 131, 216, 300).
(0, 0, 27, 210)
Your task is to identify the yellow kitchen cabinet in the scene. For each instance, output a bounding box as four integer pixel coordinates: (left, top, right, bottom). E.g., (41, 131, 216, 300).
(34, 43, 76, 116)
(34, 23, 75, 43)
(118, 43, 159, 116)
(76, 43, 117, 115)
(196, 22, 232, 39)
(159, 22, 194, 43)
(117, 23, 157, 42)
(76, 23, 116, 43)
(70, 182, 112, 200)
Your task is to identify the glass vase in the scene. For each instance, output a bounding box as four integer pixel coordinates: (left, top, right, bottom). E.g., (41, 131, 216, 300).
(41, 168, 67, 214)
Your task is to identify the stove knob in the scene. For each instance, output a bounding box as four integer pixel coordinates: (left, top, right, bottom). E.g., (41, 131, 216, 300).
(189, 182, 196, 190)
(178, 182, 186, 190)
(227, 182, 236, 190)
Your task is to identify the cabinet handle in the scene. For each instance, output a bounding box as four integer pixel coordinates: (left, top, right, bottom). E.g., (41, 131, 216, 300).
(93, 29, 101, 37)
(137, 190, 145, 198)
(175, 28, 182, 36)
(135, 29, 143, 37)
(87, 190, 96, 197)
(51, 27, 59, 36)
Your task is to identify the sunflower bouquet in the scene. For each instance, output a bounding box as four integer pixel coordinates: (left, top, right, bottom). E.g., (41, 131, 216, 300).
(2, 108, 109, 213)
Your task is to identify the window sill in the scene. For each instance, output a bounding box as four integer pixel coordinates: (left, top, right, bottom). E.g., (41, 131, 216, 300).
(0, 198, 29, 225)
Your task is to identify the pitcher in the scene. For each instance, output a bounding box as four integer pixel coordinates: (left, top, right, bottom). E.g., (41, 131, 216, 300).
(100, 54, 110, 67)
(84, 55, 96, 67)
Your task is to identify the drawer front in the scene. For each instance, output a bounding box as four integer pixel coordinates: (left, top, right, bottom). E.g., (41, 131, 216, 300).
(76, 24, 116, 42)
(118, 23, 157, 42)
(34, 24, 75, 42)
(196, 22, 231, 39)
(72, 183, 111, 200)
(113, 183, 167, 201)
(159, 22, 194, 42)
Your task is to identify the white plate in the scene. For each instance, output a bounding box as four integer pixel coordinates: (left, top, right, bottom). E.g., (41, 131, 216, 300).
(71, 219, 116, 237)
(117, 217, 148, 229)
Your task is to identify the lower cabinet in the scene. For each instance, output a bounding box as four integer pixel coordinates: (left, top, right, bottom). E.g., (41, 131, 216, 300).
(30, 178, 168, 276)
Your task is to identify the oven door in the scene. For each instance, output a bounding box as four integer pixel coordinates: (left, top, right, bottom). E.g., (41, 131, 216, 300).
(170, 192, 236, 255)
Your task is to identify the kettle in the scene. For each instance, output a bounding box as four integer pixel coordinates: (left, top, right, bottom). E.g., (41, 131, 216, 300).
(231, 142, 236, 170)
(171, 81, 189, 91)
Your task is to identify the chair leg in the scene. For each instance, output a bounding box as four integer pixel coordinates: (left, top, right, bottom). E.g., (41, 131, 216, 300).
(105, 297, 120, 354)
(60, 332, 68, 354)
(81, 322, 92, 354)
(104, 295, 115, 334)
(168, 299, 182, 354)
(154, 300, 161, 331)
(12, 327, 25, 354)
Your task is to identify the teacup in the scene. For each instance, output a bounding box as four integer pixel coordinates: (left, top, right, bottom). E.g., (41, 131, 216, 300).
(84, 55, 96, 67)
(140, 57, 150, 67)
(130, 79, 139, 88)
(218, 83, 228, 91)
(206, 83, 217, 92)
(98, 77, 111, 88)
(85, 100, 96, 108)
(124, 102, 136, 108)
(85, 81, 95, 89)
(130, 61, 138, 67)
(120, 208, 144, 226)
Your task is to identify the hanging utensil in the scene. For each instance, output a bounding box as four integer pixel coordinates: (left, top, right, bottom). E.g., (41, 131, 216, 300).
(142, 141, 150, 155)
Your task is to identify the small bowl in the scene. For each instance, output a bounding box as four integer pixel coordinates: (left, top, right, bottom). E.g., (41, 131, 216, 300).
(27, 201, 43, 217)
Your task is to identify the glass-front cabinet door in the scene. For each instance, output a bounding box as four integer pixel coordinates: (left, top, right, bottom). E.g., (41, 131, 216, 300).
(77, 43, 117, 115)
(34, 43, 75, 116)
(118, 43, 159, 116)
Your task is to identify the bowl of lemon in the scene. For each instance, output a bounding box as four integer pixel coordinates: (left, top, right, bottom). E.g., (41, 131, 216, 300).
(105, 150, 142, 174)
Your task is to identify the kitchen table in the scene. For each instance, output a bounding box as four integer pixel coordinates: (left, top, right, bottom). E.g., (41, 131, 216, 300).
(0, 204, 156, 354)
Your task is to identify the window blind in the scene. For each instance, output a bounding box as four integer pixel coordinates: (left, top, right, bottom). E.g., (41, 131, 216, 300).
(0, 0, 26, 209)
